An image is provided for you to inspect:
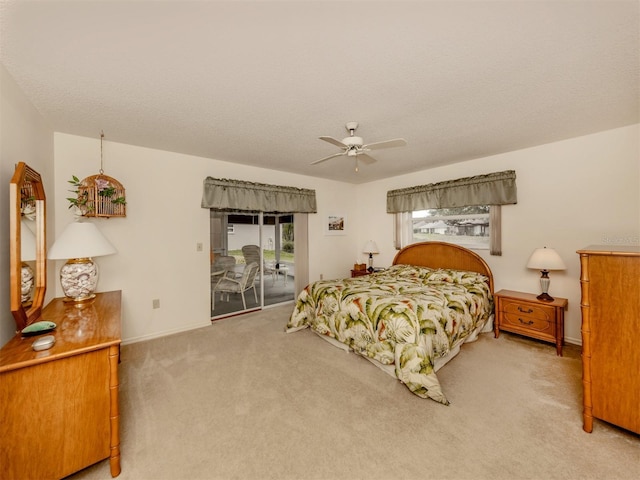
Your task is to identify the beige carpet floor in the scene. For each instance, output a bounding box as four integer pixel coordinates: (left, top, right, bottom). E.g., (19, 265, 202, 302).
(70, 304, 639, 480)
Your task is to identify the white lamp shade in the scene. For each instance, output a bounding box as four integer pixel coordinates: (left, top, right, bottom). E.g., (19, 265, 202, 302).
(48, 221, 117, 260)
(526, 247, 566, 271)
(21, 220, 37, 262)
(363, 240, 379, 254)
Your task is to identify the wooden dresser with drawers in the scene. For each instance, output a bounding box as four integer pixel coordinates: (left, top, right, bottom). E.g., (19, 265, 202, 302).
(577, 246, 640, 434)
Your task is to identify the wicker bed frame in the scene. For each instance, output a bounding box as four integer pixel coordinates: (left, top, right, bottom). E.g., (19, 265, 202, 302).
(392, 241, 494, 293)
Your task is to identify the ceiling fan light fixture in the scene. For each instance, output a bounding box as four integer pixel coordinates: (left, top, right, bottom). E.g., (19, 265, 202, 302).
(312, 121, 407, 169)
(342, 136, 363, 147)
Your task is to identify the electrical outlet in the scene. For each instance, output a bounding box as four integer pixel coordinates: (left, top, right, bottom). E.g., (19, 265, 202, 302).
(152, 299, 160, 309)
(320, 274, 323, 280)
(196, 242, 203, 252)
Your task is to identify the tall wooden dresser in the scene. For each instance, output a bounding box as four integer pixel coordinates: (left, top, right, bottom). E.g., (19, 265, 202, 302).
(0, 291, 122, 478)
(577, 246, 639, 434)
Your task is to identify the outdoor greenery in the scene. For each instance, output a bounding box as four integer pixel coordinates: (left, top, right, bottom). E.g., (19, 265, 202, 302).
(282, 241, 294, 253)
(282, 223, 294, 242)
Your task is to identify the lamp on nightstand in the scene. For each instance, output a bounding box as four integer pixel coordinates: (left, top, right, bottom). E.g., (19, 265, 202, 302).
(363, 240, 379, 273)
(526, 247, 566, 302)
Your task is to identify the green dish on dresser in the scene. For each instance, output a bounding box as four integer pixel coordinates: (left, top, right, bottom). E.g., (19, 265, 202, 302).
(21, 321, 57, 337)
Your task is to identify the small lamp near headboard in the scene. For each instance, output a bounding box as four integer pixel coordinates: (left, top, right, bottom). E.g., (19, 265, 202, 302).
(363, 240, 379, 273)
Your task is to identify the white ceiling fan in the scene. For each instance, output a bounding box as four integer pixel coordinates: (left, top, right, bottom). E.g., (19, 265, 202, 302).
(312, 122, 407, 171)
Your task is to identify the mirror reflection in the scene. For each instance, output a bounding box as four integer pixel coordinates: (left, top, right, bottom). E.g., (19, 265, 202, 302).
(20, 220, 37, 306)
(10, 162, 47, 331)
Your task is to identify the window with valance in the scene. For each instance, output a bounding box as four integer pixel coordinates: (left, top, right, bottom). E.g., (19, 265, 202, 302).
(387, 170, 517, 255)
(386, 170, 517, 213)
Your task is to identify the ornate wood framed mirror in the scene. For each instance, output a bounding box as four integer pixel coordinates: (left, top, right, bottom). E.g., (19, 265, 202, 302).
(10, 162, 47, 331)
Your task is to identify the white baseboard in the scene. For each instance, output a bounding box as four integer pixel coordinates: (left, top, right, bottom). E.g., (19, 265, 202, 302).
(565, 335, 582, 346)
(121, 320, 212, 346)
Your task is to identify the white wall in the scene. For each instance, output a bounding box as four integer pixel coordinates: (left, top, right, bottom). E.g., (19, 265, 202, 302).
(356, 124, 640, 344)
(3, 64, 638, 347)
(0, 64, 55, 346)
(53, 133, 359, 343)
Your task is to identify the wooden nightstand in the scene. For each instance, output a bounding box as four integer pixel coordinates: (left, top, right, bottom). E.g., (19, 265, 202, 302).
(351, 269, 370, 277)
(494, 289, 568, 356)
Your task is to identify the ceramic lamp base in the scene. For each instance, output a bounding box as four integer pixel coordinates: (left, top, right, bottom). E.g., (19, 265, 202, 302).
(537, 269, 554, 302)
(59, 257, 99, 303)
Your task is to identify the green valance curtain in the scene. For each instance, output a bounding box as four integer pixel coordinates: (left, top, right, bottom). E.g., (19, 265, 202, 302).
(386, 170, 517, 213)
(201, 177, 317, 214)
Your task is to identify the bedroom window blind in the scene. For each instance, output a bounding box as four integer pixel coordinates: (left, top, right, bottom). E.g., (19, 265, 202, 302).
(201, 177, 317, 214)
(386, 170, 517, 213)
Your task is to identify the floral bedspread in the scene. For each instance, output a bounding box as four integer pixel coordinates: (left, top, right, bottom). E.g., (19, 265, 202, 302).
(286, 264, 493, 404)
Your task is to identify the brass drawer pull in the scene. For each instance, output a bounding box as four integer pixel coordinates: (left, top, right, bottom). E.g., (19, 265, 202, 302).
(518, 306, 534, 314)
(518, 318, 534, 326)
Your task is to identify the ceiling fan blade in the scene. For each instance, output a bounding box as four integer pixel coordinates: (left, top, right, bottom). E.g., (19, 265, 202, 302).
(310, 151, 347, 165)
(357, 153, 377, 164)
(319, 136, 348, 148)
(362, 138, 407, 150)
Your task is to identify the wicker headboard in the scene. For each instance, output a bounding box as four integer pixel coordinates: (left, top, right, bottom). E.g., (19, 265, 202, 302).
(392, 241, 494, 293)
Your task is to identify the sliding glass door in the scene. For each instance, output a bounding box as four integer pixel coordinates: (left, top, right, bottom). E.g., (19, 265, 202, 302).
(263, 214, 295, 307)
(210, 211, 295, 318)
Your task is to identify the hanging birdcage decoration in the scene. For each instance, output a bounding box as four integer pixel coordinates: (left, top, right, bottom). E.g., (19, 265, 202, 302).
(77, 173, 126, 218)
(20, 178, 37, 220)
(69, 132, 126, 218)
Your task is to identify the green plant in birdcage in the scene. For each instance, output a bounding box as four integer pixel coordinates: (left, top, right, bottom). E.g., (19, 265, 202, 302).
(66, 174, 126, 217)
(65, 133, 127, 218)
(66, 175, 91, 214)
(94, 177, 127, 205)
(20, 190, 36, 220)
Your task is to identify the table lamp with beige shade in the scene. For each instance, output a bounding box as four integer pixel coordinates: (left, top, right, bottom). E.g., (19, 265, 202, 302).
(48, 220, 117, 303)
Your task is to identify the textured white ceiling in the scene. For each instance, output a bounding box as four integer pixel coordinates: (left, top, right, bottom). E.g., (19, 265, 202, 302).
(1, 1, 638, 184)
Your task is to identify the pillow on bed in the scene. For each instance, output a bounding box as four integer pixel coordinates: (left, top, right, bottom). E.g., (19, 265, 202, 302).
(424, 268, 488, 286)
(385, 264, 434, 279)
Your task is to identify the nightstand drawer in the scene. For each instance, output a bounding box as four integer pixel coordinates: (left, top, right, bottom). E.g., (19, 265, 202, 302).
(502, 300, 555, 321)
(501, 311, 555, 336)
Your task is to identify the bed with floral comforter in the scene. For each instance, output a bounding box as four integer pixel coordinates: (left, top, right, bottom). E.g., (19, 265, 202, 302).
(286, 262, 493, 405)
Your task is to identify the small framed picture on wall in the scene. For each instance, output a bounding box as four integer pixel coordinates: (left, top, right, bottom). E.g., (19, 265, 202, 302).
(324, 213, 347, 235)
